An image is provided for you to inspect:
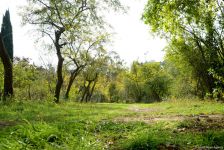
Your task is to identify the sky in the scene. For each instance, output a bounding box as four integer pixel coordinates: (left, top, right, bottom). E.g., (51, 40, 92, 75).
(0, 0, 167, 66)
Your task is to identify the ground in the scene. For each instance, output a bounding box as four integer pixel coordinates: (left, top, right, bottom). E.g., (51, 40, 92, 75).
(0, 99, 224, 149)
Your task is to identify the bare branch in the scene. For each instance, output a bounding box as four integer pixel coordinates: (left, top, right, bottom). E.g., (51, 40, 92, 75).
(41, 30, 55, 43)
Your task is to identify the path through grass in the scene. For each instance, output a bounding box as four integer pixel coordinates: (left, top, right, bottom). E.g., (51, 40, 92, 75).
(0, 100, 224, 149)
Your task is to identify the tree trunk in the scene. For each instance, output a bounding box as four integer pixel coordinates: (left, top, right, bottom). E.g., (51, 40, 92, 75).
(88, 74, 98, 101)
(80, 80, 91, 103)
(84, 84, 91, 102)
(81, 85, 87, 103)
(64, 72, 75, 99)
(54, 29, 65, 103)
(54, 53, 64, 103)
(89, 80, 97, 101)
(85, 82, 91, 103)
(0, 33, 13, 100)
(64, 68, 81, 99)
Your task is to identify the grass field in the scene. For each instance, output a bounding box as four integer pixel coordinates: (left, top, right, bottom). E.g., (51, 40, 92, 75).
(0, 100, 224, 149)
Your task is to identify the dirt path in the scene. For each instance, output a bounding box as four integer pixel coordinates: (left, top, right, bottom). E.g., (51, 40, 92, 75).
(0, 121, 17, 128)
(116, 114, 224, 124)
(115, 106, 224, 127)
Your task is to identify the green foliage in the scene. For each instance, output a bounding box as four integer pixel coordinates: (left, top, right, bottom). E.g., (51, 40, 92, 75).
(163, 50, 197, 98)
(208, 68, 224, 100)
(125, 61, 170, 102)
(13, 57, 55, 100)
(143, 0, 224, 100)
(108, 82, 120, 102)
(1, 10, 13, 61)
(20, 0, 125, 102)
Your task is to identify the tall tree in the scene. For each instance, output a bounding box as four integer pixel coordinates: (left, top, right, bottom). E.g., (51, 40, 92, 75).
(143, 0, 224, 99)
(0, 34, 13, 99)
(21, 0, 124, 103)
(79, 53, 109, 102)
(64, 33, 109, 99)
(0, 10, 13, 99)
(1, 10, 13, 61)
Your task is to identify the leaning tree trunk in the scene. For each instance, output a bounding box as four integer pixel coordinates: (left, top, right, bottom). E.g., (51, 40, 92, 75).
(80, 80, 88, 103)
(0, 33, 13, 100)
(88, 80, 97, 101)
(54, 29, 65, 103)
(64, 72, 76, 99)
(88, 74, 98, 101)
(64, 67, 82, 99)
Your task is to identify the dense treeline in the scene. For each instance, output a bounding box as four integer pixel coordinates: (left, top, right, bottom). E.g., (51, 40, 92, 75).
(143, 0, 224, 100)
(1, 55, 222, 103)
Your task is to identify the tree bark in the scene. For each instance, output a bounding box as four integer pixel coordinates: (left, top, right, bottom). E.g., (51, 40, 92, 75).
(0, 33, 13, 100)
(85, 81, 92, 102)
(88, 80, 97, 101)
(80, 80, 87, 103)
(64, 67, 82, 99)
(54, 55, 64, 103)
(82, 73, 98, 102)
(54, 29, 65, 103)
(64, 72, 76, 99)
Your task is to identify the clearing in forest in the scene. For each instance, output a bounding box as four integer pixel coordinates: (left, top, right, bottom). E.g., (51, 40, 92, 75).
(0, 100, 224, 150)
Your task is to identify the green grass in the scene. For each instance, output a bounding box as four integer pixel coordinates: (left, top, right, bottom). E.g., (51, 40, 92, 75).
(0, 100, 224, 149)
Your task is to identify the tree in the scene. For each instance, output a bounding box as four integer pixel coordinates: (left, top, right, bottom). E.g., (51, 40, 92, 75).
(80, 72, 98, 102)
(21, 0, 124, 103)
(125, 61, 170, 102)
(0, 34, 13, 99)
(125, 61, 145, 102)
(13, 57, 55, 100)
(108, 82, 120, 102)
(143, 0, 224, 99)
(1, 10, 13, 61)
(64, 33, 109, 99)
(0, 10, 13, 99)
(163, 49, 197, 98)
(79, 49, 109, 102)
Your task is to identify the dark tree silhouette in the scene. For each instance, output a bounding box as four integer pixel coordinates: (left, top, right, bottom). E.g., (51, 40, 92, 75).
(0, 33, 13, 99)
(1, 10, 13, 61)
(0, 10, 13, 99)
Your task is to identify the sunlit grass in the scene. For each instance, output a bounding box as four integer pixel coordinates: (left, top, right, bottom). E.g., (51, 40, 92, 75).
(0, 100, 223, 149)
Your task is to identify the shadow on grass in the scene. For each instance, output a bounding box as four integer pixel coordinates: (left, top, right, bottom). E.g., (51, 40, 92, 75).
(119, 130, 224, 150)
(118, 119, 224, 150)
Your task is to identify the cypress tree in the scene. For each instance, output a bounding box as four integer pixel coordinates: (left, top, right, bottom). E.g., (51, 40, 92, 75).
(1, 10, 13, 61)
(0, 10, 13, 99)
